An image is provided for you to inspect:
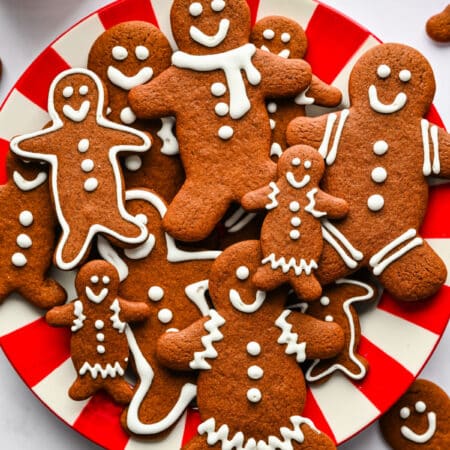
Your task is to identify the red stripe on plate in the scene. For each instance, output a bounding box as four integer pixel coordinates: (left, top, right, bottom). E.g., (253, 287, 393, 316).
(303, 387, 336, 443)
(245, 0, 261, 26)
(0, 318, 70, 388)
(15, 48, 70, 112)
(421, 184, 450, 238)
(377, 286, 450, 336)
(0, 139, 10, 184)
(182, 408, 202, 446)
(73, 392, 129, 450)
(426, 105, 446, 130)
(98, 0, 157, 29)
(305, 4, 370, 84)
(355, 336, 413, 412)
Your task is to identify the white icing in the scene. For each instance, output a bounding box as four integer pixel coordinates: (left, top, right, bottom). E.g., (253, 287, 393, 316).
(369, 229, 423, 276)
(262, 254, 317, 277)
(218, 125, 234, 140)
(62, 86, 74, 98)
(325, 315, 334, 322)
(135, 46, 149, 61)
(275, 310, 307, 363)
(294, 88, 315, 106)
(16, 234, 32, 249)
(79, 85, 88, 96)
(71, 300, 86, 332)
(289, 230, 300, 240)
(377, 64, 391, 79)
(13, 171, 47, 191)
(236, 266, 250, 281)
(63, 101, 90, 122)
(267, 102, 277, 113)
(81, 159, 94, 173)
(247, 365, 264, 380)
(11, 253, 27, 267)
(84, 177, 99, 192)
(246, 388, 262, 403)
(125, 155, 142, 172)
(229, 288, 266, 313)
(158, 308, 173, 324)
(190, 19, 230, 48)
(286, 172, 310, 189)
(120, 107, 137, 125)
(401, 411, 437, 444)
(367, 194, 384, 212)
(96, 333, 105, 342)
(78, 138, 89, 153)
(95, 320, 104, 330)
(278, 49, 291, 59)
(304, 161, 312, 169)
(291, 158, 301, 167)
(211, 0, 226, 12)
(368, 85, 407, 114)
(110, 298, 126, 332)
(148, 286, 164, 302)
(185, 279, 211, 317)
(91, 275, 99, 283)
(421, 119, 441, 176)
(373, 140, 389, 156)
(158, 117, 179, 155)
(270, 119, 276, 130)
(266, 182, 280, 210)
(281, 32, 291, 43)
(79, 361, 125, 379)
(102, 276, 110, 284)
(112, 46, 128, 61)
(415, 401, 426, 413)
(291, 217, 301, 227)
(400, 407, 410, 419)
(247, 342, 261, 356)
(85, 286, 108, 304)
(289, 201, 300, 212)
(124, 233, 156, 260)
(227, 212, 257, 233)
(371, 167, 387, 183)
(305, 188, 326, 218)
(211, 82, 227, 96)
(320, 296, 330, 306)
(318, 109, 349, 165)
(189, 2, 203, 17)
(263, 29, 275, 40)
(215, 102, 229, 116)
(107, 66, 153, 91)
(173, 44, 261, 119)
(97, 345, 106, 354)
(399, 70, 411, 82)
(270, 143, 283, 158)
(261, 45, 271, 53)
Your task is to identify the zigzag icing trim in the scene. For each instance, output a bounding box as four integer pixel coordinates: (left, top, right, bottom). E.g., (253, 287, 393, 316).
(262, 254, 318, 276)
(304, 188, 326, 218)
(110, 298, 126, 333)
(266, 182, 280, 210)
(198, 415, 320, 450)
(189, 310, 226, 370)
(71, 300, 86, 332)
(79, 360, 126, 379)
(275, 310, 307, 363)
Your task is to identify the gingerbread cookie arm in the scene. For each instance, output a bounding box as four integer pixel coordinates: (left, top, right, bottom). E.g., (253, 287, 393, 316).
(117, 299, 151, 323)
(46, 303, 76, 327)
(107, 127, 152, 152)
(11, 128, 61, 160)
(286, 114, 329, 149)
(435, 127, 450, 178)
(307, 75, 342, 107)
(314, 189, 349, 220)
(241, 184, 278, 212)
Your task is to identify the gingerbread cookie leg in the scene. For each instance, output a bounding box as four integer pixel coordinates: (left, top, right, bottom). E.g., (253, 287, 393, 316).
(183, 435, 219, 450)
(104, 378, 134, 405)
(69, 376, 100, 401)
(290, 273, 322, 302)
(296, 424, 336, 450)
(18, 278, 66, 309)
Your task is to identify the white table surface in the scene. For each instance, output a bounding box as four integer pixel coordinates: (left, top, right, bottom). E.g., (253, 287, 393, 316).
(0, 0, 448, 448)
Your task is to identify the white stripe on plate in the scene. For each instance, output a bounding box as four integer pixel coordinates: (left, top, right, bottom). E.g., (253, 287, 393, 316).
(0, 90, 49, 141)
(0, 293, 43, 338)
(32, 358, 89, 425)
(52, 14, 105, 68)
(426, 238, 450, 285)
(151, 0, 177, 50)
(256, 0, 318, 29)
(360, 308, 439, 375)
(125, 411, 187, 450)
(309, 372, 380, 443)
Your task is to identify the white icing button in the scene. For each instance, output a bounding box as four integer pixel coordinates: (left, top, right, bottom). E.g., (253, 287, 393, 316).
(289, 201, 300, 212)
(148, 286, 164, 302)
(367, 194, 385, 212)
(236, 266, 250, 281)
(415, 401, 426, 413)
(263, 29, 275, 40)
(247, 341, 261, 356)
(291, 157, 301, 167)
(63, 86, 74, 98)
(78, 139, 89, 153)
(215, 102, 229, 117)
(247, 388, 262, 403)
(281, 32, 291, 43)
(211, 0, 225, 12)
(320, 296, 330, 306)
(17, 234, 32, 249)
(81, 159, 94, 173)
(19, 211, 33, 227)
(95, 320, 104, 330)
(218, 126, 234, 140)
(120, 107, 136, 125)
(102, 276, 110, 285)
(135, 46, 149, 61)
(325, 315, 334, 322)
(371, 167, 387, 184)
(96, 333, 105, 342)
(189, 2, 203, 17)
(211, 82, 227, 97)
(247, 365, 264, 380)
(97, 345, 106, 354)
(112, 46, 128, 61)
(377, 64, 391, 79)
(158, 308, 173, 324)
(91, 275, 99, 284)
(399, 70, 411, 82)
(373, 140, 389, 156)
(125, 155, 143, 172)
(291, 217, 301, 227)
(79, 85, 89, 96)
(400, 407, 411, 419)
(270, 119, 276, 130)
(304, 160, 312, 169)
(84, 178, 99, 192)
(290, 230, 300, 240)
(267, 102, 277, 114)
(11, 253, 27, 267)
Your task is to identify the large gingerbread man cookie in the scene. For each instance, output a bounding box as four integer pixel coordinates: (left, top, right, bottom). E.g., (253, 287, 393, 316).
(287, 43, 450, 302)
(88, 21, 185, 202)
(10, 68, 151, 270)
(157, 240, 344, 449)
(97, 189, 220, 437)
(129, 0, 313, 242)
(0, 154, 66, 308)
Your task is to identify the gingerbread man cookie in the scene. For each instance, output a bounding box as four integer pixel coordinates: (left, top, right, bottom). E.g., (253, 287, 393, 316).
(242, 145, 348, 300)
(157, 240, 344, 449)
(129, 0, 313, 242)
(46, 260, 150, 404)
(0, 154, 66, 308)
(287, 43, 450, 302)
(88, 21, 185, 202)
(97, 189, 220, 436)
(380, 379, 450, 449)
(426, 5, 450, 43)
(250, 16, 342, 159)
(10, 68, 151, 270)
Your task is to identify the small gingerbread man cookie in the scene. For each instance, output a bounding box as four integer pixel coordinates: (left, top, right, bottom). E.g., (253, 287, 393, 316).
(426, 6, 450, 42)
(242, 145, 348, 300)
(46, 260, 150, 404)
(380, 379, 450, 449)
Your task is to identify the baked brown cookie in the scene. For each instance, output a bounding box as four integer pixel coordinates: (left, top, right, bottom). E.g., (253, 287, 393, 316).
(426, 5, 450, 42)
(380, 379, 450, 449)
(287, 43, 449, 302)
(157, 240, 343, 449)
(88, 21, 185, 202)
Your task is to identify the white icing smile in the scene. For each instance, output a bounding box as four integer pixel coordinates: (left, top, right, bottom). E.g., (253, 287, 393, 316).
(286, 172, 311, 189)
(401, 411, 437, 444)
(63, 101, 90, 122)
(278, 49, 290, 59)
(107, 66, 153, 91)
(368, 85, 407, 114)
(190, 19, 230, 48)
(229, 288, 266, 313)
(85, 286, 109, 304)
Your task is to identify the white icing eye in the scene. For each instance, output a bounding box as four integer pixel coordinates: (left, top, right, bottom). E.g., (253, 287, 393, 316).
(304, 160, 312, 169)
(377, 64, 391, 79)
(415, 401, 426, 413)
(236, 265, 250, 281)
(263, 29, 275, 40)
(211, 0, 225, 12)
(320, 296, 330, 306)
(102, 276, 110, 285)
(63, 86, 74, 98)
(79, 85, 89, 96)
(281, 32, 291, 43)
(291, 157, 301, 167)
(91, 275, 99, 284)
(135, 46, 150, 61)
(399, 70, 411, 83)
(400, 407, 411, 419)
(189, 2, 203, 17)
(112, 46, 128, 61)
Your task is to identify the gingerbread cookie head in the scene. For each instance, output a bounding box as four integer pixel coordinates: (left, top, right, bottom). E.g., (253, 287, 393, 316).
(349, 43, 435, 118)
(380, 379, 450, 449)
(251, 16, 308, 59)
(170, 0, 251, 55)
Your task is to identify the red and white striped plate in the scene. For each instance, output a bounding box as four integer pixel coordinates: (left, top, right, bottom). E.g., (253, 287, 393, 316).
(0, 0, 449, 448)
